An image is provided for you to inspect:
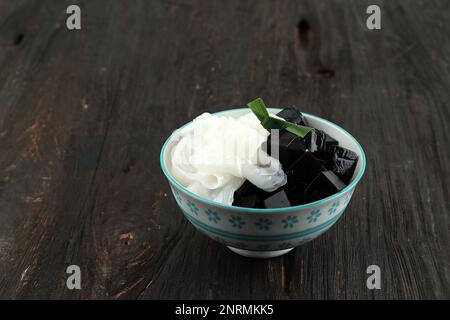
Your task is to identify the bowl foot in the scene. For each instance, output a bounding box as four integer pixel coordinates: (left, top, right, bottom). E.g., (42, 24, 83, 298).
(227, 246, 294, 258)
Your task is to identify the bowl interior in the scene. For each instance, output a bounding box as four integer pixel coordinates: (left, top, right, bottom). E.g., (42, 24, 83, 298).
(161, 108, 365, 209)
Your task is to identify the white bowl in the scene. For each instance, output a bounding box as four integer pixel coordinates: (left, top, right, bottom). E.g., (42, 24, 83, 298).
(160, 108, 366, 258)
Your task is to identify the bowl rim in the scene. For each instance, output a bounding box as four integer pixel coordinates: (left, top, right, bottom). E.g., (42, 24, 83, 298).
(160, 108, 366, 213)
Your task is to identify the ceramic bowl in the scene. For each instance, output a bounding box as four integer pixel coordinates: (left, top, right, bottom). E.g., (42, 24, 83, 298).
(160, 108, 366, 258)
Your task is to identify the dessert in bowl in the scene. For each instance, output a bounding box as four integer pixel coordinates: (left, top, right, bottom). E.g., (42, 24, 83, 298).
(160, 100, 366, 258)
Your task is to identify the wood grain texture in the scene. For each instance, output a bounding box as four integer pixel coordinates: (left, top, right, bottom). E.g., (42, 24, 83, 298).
(0, 0, 448, 299)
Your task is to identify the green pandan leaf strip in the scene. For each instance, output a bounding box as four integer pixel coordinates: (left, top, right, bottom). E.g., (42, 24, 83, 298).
(247, 98, 312, 138)
(247, 98, 269, 122)
(285, 123, 312, 137)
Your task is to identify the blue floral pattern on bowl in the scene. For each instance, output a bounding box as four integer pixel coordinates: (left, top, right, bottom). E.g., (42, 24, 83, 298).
(172, 185, 354, 256)
(307, 209, 322, 224)
(229, 215, 245, 229)
(255, 218, 272, 231)
(187, 200, 199, 215)
(328, 201, 340, 215)
(282, 216, 299, 228)
(205, 208, 221, 223)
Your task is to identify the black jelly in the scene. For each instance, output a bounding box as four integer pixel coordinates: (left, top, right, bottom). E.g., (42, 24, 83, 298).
(286, 151, 327, 186)
(231, 106, 359, 208)
(234, 180, 258, 197)
(276, 107, 307, 125)
(303, 129, 325, 153)
(284, 183, 308, 206)
(330, 146, 358, 184)
(263, 189, 291, 208)
(263, 130, 307, 169)
(233, 180, 260, 208)
(302, 128, 339, 156)
(324, 134, 338, 152)
(305, 170, 346, 202)
(233, 193, 258, 208)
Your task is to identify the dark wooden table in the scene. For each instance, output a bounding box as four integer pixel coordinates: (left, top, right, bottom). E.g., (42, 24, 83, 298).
(0, 0, 448, 300)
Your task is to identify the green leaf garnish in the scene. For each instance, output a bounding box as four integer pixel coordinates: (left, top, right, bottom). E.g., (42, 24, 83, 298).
(247, 98, 312, 138)
(247, 98, 270, 122)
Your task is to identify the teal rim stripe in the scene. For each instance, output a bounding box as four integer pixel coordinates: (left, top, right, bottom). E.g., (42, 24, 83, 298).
(181, 209, 344, 241)
(160, 108, 366, 213)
